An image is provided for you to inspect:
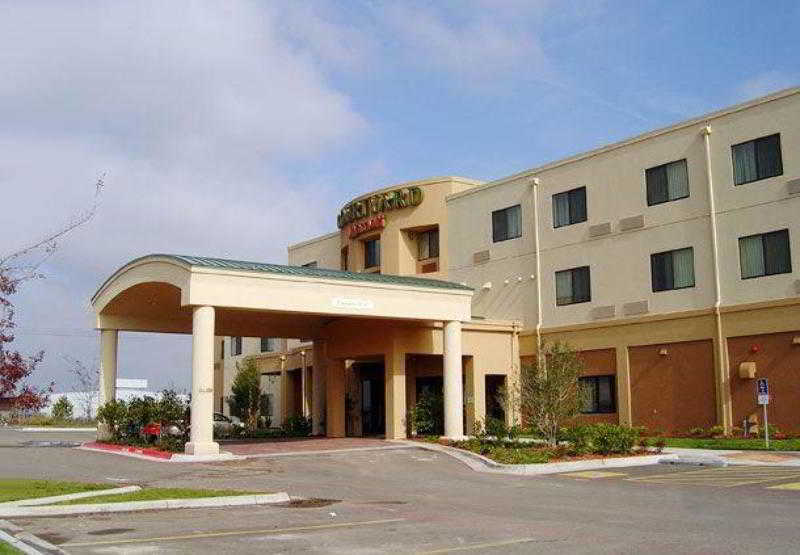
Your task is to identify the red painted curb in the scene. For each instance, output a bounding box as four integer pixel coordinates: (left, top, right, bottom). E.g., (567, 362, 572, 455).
(83, 441, 174, 460)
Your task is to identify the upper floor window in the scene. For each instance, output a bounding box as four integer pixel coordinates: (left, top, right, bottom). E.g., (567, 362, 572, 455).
(364, 237, 380, 269)
(220, 340, 224, 359)
(555, 266, 591, 306)
(231, 336, 242, 356)
(646, 159, 689, 206)
(301, 261, 318, 268)
(580, 375, 615, 414)
(739, 229, 792, 279)
(418, 229, 439, 260)
(732, 133, 783, 185)
(552, 187, 587, 228)
(651, 247, 695, 292)
(492, 204, 522, 242)
(260, 337, 277, 352)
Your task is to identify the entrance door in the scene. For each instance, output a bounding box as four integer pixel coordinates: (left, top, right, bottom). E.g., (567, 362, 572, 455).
(485, 375, 506, 423)
(361, 372, 385, 436)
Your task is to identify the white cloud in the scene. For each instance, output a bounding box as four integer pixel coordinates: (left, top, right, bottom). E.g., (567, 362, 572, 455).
(0, 1, 368, 389)
(736, 71, 798, 102)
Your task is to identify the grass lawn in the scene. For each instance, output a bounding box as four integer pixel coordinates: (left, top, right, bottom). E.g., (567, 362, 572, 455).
(0, 540, 22, 555)
(663, 437, 800, 451)
(0, 479, 109, 503)
(54, 487, 260, 505)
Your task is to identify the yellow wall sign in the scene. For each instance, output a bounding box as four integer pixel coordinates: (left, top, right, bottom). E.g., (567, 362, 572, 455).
(337, 186, 423, 228)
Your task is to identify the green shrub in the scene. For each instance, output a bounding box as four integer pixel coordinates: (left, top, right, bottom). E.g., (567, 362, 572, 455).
(157, 389, 188, 434)
(592, 423, 639, 454)
(227, 360, 262, 432)
(283, 415, 312, 437)
(51, 397, 74, 421)
(562, 425, 594, 454)
(485, 417, 508, 440)
(127, 396, 157, 433)
(708, 425, 725, 437)
(409, 392, 443, 436)
(96, 400, 128, 440)
(653, 437, 666, 454)
(637, 436, 651, 451)
(689, 427, 706, 437)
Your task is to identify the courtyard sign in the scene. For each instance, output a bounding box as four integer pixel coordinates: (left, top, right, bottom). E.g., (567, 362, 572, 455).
(337, 186, 424, 228)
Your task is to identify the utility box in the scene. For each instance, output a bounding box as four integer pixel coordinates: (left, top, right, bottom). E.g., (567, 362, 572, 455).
(738, 361, 757, 379)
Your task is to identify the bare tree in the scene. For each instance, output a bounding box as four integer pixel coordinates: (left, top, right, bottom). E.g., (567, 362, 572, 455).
(63, 355, 100, 419)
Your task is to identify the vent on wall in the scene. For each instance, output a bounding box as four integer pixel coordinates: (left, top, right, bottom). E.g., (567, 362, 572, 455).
(623, 300, 649, 316)
(473, 250, 490, 264)
(795, 279, 800, 294)
(788, 178, 800, 196)
(589, 223, 612, 237)
(591, 305, 616, 319)
(619, 214, 645, 231)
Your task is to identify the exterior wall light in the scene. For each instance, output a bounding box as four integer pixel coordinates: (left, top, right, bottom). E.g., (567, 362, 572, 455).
(792, 336, 800, 346)
(481, 282, 492, 290)
(658, 347, 669, 356)
(750, 344, 760, 354)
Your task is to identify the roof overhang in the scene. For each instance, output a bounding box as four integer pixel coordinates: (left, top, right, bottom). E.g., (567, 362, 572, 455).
(92, 255, 473, 337)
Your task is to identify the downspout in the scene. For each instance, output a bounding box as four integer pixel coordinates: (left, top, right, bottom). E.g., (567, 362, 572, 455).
(702, 125, 732, 432)
(530, 177, 544, 368)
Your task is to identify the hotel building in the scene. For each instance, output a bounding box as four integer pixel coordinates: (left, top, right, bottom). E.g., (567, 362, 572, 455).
(93, 88, 800, 455)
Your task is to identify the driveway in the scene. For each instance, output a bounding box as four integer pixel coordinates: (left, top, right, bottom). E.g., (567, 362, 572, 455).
(3, 428, 800, 553)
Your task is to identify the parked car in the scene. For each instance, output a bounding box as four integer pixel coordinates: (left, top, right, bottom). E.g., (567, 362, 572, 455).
(213, 412, 244, 435)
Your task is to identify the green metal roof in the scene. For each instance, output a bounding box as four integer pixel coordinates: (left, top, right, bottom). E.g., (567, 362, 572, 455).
(151, 254, 473, 291)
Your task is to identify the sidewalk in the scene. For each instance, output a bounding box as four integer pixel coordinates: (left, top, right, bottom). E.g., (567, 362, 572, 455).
(666, 447, 800, 467)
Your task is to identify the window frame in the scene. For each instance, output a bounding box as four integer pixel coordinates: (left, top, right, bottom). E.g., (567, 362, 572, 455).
(491, 204, 522, 243)
(417, 228, 440, 260)
(231, 336, 242, 356)
(555, 266, 592, 306)
(731, 133, 783, 186)
(580, 375, 616, 414)
(645, 159, 690, 206)
(260, 337, 276, 352)
(552, 186, 588, 228)
(363, 236, 381, 269)
(650, 246, 696, 293)
(739, 229, 792, 279)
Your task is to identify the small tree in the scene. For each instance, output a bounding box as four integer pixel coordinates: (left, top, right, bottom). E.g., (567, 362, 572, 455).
(63, 356, 99, 419)
(51, 396, 74, 421)
(227, 359, 261, 432)
(96, 399, 128, 441)
(512, 341, 587, 446)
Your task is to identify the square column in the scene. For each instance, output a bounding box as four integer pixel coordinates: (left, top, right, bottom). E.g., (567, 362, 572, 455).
(279, 356, 290, 426)
(385, 347, 407, 439)
(326, 359, 346, 438)
(185, 305, 220, 456)
(312, 340, 327, 435)
(443, 320, 465, 439)
(97, 329, 118, 441)
(301, 350, 310, 417)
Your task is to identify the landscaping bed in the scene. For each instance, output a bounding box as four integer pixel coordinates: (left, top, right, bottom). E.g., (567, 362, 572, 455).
(662, 437, 800, 451)
(52, 487, 259, 505)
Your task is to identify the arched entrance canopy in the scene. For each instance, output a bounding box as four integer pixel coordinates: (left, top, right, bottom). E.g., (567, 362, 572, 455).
(91, 254, 474, 456)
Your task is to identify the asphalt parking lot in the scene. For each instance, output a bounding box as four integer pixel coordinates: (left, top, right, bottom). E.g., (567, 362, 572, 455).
(3, 428, 800, 553)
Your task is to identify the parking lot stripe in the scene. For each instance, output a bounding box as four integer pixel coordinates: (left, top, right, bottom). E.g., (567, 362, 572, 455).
(767, 482, 800, 490)
(627, 466, 800, 488)
(419, 538, 538, 553)
(61, 518, 406, 547)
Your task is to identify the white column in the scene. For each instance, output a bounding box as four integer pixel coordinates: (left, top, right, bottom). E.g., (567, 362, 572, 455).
(300, 350, 310, 417)
(312, 339, 327, 435)
(443, 320, 464, 439)
(185, 306, 220, 456)
(97, 329, 118, 440)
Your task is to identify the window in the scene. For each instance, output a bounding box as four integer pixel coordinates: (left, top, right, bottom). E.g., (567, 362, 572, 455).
(364, 237, 380, 268)
(260, 337, 277, 352)
(555, 266, 591, 306)
(651, 247, 695, 292)
(732, 133, 783, 185)
(552, 187, 587, 228)
(418, 229, 439, 260)
(646, 159, 689, 206)
(739, 229, 792, 279)
(220, 340, 224, 359)
(340, 247, 348, 271)
(301, 261, 318, 268)
(580, 376, 616, 414)
(231, 336, 242, 356)
(492, 204, 522, 242)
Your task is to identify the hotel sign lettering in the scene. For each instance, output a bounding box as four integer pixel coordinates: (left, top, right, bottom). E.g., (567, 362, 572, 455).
(347, 213, 385, 239)
(337, 186, 423, 228)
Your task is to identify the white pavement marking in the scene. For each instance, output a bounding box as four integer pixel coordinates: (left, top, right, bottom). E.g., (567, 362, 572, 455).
(419, 538, 541, 553)
(0, 486, 141, 507)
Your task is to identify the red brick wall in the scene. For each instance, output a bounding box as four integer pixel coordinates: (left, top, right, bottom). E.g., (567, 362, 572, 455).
(728, 331, 800, 434)
(630, 340, 717, 434)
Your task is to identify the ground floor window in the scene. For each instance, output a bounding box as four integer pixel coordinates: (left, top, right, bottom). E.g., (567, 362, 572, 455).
(580, 375, 616, 414)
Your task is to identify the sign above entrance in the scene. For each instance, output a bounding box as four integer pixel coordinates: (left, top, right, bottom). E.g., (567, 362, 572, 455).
(332, 297, 375, 310)
(346, 213, 385, 239)
(337, 186, 424, 228)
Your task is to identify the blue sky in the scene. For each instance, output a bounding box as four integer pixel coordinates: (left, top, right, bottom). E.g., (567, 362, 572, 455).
(1, 0, 797, 391)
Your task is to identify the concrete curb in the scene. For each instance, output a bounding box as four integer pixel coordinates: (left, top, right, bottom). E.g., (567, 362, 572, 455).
(0, 492, 291, 518)
(77, 443, 241, 463)
(0, 520, 66, 554)
(403, 441, 679, 475)
(17, 427, 96, 432)
(0, 486, 142, 507)
(240, 444, 412, 459)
